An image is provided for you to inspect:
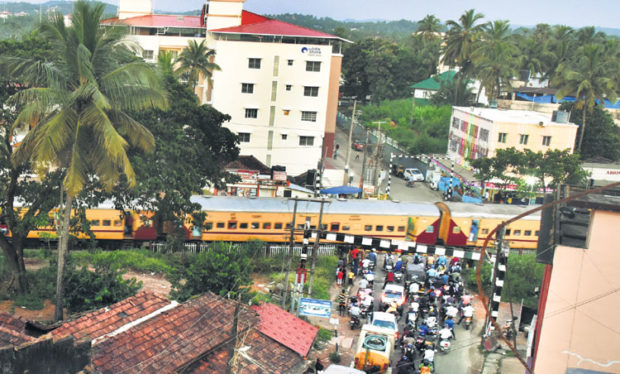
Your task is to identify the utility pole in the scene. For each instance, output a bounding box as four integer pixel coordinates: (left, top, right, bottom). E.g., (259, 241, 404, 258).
(373, 121, 387, 195)
(410, 90, 416, 125)
(227, 293, 241, 374)
(282, 199, 299, 309)
(358, 129, 370, 199)
(484, 226, 508, 338)
(308, 199, 328, 296)
(344, 100, 357, 185)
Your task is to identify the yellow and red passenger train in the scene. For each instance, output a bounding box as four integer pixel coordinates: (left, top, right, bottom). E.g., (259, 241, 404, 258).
(17, 196, 541, 250)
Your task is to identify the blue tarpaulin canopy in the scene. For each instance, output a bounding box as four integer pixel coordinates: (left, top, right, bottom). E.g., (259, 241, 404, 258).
(320, 186, 362, 195)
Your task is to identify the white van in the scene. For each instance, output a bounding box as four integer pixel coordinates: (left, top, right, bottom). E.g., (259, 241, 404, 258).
(403, 168, 424, 182)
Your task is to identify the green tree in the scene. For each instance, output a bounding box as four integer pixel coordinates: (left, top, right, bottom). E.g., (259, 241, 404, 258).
(430, 77, 474, 106)
(176, 39, 221, 92)
(416, 15, 442, 42)
(520, 149, 587, 190)
(472, 20, 518, 102)
(560, 102, 620, 161)
(553, 43, 618, 153)
(442, 9, 486, 78)
(7, 1, 167, 321)
(504, 254, 545, 308)
(170, 242, 253, 301)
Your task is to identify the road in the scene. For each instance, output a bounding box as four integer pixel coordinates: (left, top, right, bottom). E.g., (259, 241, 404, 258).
(332, 127, 443, 203)
(362, 254, 484, 374)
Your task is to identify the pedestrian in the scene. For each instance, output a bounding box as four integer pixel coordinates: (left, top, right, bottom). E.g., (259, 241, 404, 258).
(348, 270, 354, 286)
(355, 153, 360, 161)
(337, 289, 347, 316)
(337, 268, 344, 285)
(314, 358, 324, 373)
(334, 144, 339, 160)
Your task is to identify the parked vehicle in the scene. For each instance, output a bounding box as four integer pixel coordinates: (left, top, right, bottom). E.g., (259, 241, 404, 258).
(392, 164, 405, 177)
(352, 140, 365, 151)
(370, 312, 399, 339)
(353, 325, 395, 374)
(350, 315, 361, 330)
(403, 168, 424, 182)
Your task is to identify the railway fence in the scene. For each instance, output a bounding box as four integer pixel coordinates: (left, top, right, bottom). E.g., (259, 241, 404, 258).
(150, 242, 337, 257)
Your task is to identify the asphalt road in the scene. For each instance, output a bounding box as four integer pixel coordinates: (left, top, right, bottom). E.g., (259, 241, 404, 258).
(364, 254, 484, 374)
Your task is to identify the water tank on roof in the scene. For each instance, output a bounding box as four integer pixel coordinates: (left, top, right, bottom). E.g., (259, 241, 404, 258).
(552, 110, 570, 123)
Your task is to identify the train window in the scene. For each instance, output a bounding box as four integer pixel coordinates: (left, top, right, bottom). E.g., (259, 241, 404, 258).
(364, 225, 372, 231)
(425, 225, 434, 233)
(285, 223, 292, 230)
(387, 226, 394, 232)
(331, 223, 340, 231)
(216, 222, 225, 228)
(275, 223, 283, 229)
(102, 220, 111, 227)
(514, 230, 521, 236)
(505, 229, 511, 235)
(397, 226, 406, 232)
(228, 221, 237, 229)
(205, 222, 213, 230)
(524, 230, 531, 236)
(90, 220, 100, 226)
(481, 228, 489, 235)
(452, 227, 460, 234)
(535, 230, 539, 236)
(240, 223, 248, 229)
(321, 224, 327, 231)
(262, 222, 271, 229)
(310, 225, 316, 230)
(376, 225, 384, 231)
(342, 225, 350, 231)
(251, 222, 260, 229)
(298, 224, 306, 230)
(113, 220, 122, 226)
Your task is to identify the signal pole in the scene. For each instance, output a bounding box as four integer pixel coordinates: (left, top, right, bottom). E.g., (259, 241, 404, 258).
(308, 199, 328, 296)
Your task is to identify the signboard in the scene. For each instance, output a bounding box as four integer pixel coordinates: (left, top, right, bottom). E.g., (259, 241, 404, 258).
(298, 298, 332, 318)
(301, 46, 322, 57)
(272, 170, 287, 181)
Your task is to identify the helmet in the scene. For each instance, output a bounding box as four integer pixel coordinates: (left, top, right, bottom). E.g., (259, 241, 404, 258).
(401, 354, 409, 361)
(408, 343, 413, 349)
(372, 248, 376, 252)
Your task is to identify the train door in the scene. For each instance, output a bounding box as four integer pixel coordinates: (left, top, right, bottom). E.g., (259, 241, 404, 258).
(435, 202, 451, 245)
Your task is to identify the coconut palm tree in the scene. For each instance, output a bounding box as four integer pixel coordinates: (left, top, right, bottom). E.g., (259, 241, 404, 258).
(176, 39, 221, 94)
(7, 1, 167, 321)
(442, 9, 487, 77)
(417, 14, 442, 42)
(553, 43, 618, 153)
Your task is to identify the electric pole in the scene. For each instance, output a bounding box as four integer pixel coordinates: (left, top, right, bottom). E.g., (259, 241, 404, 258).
(282, 199, 298, 309)
(373, 121, 386, 195)
(359, 129, 370, 199)
(308, 199, 328, 296)
(344, 100, 357, 185)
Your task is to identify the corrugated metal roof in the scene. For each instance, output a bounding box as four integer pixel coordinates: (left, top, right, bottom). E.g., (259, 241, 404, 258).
(190, 196, 440, 217)
(411, 70, 456, 90)
(446, 202, 541, 219)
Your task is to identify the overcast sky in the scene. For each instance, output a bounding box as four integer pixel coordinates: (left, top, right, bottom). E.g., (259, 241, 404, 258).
(9, 0, 620, 29)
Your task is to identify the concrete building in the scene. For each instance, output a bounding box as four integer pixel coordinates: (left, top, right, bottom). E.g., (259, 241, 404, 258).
(102, 0, 346, 176)
(447, 107, 579, 166)
(531, 187, 620, 374)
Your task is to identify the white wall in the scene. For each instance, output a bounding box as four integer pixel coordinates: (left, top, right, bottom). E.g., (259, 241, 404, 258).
(209, 39, 334, 176)
(205, 0, 244, 30)
(118, 0, 152, 20)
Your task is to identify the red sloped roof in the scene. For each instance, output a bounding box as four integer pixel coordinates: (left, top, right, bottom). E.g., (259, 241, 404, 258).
(251, 303, 318, 357)
(102, 14, 202, 28)
(212, 16, 340, 39)
(241, 10, 270, 25)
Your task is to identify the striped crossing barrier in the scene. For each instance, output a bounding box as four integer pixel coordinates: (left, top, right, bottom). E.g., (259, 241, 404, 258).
(305, 229, 481, 261)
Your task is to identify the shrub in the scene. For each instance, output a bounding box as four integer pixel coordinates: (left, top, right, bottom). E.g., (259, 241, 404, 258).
(329, 351, 341, 363)
(316, 327, 333, 344)
(14, 293, 44, 310)
(72, 249, 173, 274)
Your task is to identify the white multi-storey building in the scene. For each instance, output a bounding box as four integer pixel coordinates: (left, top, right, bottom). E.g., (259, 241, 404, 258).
(103, 0, 346, 176)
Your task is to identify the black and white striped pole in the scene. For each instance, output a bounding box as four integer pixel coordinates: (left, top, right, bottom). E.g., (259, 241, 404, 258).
(485, 227, 508, 336)
(314, 165, 322, 197)
(387, 153, 394, 198)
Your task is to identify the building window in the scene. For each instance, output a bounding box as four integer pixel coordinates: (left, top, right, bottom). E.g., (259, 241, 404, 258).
(304, 86, 319, 97)
(287, 59, 293, 66)
(142, 50, 154, 60)
(248, 58, 261, 69)
(238, 132, 251, 142)
(241, 83, 254, 94)
(498, 132, 507, 143)
(245, 108, 258, 118)
(306, 61, 321, 72)
(286, 84, 292, 91)
(520, 134, 529, 145)
(281, 134, 287, 140)
(479, 128, 489, 142)
(542, 136, 551, 146)
(299, 136, 314, 146)
(301, 111, 317, 122)
(452, 117, 460, 129)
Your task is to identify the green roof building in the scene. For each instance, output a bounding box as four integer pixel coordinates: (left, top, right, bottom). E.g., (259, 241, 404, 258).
(410, 70, 457, 99)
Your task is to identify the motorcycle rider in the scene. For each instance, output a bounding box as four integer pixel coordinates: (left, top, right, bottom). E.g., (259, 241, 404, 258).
(394, 256, 403, 272)
(445, 316, 456, 338)
(409, 281, 420, 296)
(359, 277, 369, 290)
(439, 324, 453, 341)
(459, 304, 475, 324)
(460, 291, 473, 307)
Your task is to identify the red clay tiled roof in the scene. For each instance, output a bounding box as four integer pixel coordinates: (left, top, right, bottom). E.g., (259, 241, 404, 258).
(188, 329, 305, 374)
(92, 292, 258, 374)
(0, 312, 28, 332)
(211, 18, 340, 39)
(0, 326, 34, 346)
(51, 291, 171, 342)
(101, 14, 202, 28)
(251, 303, 318, 357)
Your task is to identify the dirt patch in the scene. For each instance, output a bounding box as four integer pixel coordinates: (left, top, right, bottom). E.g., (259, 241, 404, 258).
(123, 271, 171, 297)
(250, 273, 274, 294)
(23, 257, 49, 271)
(0, 299, 56, 323)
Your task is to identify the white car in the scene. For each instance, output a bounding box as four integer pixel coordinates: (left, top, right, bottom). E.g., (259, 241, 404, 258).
(379, 283, 406, 313)
(370, 311, 399, 339)
(403, 168, 425, 182)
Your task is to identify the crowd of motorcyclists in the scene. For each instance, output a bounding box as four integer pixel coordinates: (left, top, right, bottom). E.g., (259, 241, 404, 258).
(338, 247, 476, 374)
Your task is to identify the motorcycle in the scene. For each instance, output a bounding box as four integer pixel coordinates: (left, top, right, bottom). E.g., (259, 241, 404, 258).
(438, 338, 451, 353)
(394, 270, 404, 284)
(364, 271, 375, 287)
(406, 180, 415, 188)
(463, 316, 473, 330)
(349, 315, 361, 330)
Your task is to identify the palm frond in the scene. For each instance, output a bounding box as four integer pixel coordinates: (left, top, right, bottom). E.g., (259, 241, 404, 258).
(108, 110, 155, 152)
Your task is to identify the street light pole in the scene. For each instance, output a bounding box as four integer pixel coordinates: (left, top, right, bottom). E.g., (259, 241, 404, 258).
(344, 100, 357, 185)
(359, 129, 369, 199)
(373, 121, 387, 195)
